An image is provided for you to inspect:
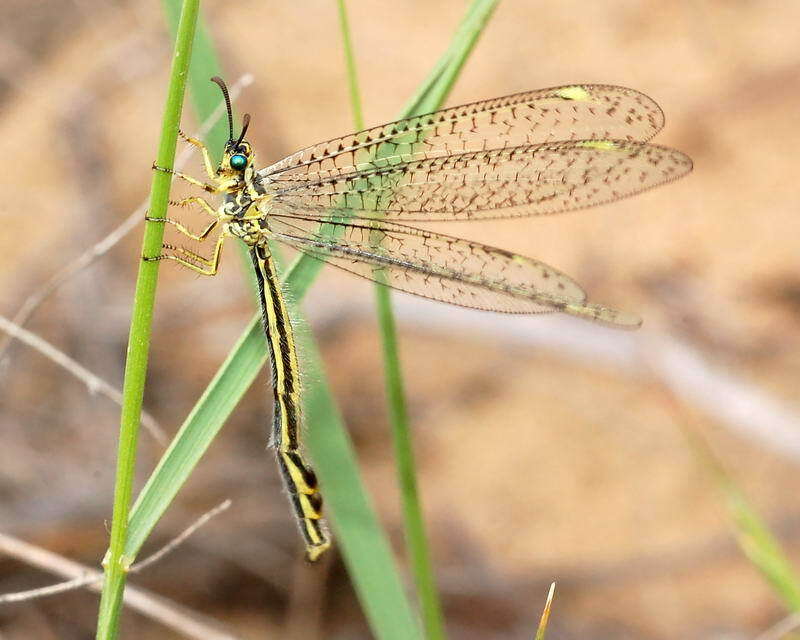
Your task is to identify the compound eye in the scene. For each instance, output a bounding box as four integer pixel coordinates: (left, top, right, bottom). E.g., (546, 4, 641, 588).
(230, 154, 247, 170)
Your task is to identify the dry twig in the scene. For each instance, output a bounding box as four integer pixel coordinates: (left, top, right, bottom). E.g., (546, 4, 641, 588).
(0, 313, 166, 444)
(0, 501, 235, 639)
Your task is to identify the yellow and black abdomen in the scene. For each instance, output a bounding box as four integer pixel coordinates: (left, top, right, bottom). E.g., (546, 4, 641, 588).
(249, 244, 330, 561)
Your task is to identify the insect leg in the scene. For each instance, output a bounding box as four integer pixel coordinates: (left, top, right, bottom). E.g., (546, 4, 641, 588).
(143, 234, 227, 276)
(178, 129, 217, 180)
(169, 195, 220, 218)
(146, 196, 222, 241)
(145, 217, 220, 242)
(152, 162, 217, 193)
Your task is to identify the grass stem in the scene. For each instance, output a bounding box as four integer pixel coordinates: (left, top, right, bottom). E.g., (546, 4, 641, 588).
(95, 1, 198, 637)
(337, 2, 449, 637)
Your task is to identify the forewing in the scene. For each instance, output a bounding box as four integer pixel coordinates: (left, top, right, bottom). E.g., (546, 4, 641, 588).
(267, 213, 641, 327)
(261, 85, 665, 183)
(269, 140, 692, 222)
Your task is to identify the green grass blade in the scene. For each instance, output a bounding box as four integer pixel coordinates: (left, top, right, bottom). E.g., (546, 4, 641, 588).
(95, 1, 199, 638)
(381, 3, 500, 631)
(375, 285, 446, 636)
(125, 314, 262, 555)
(338, 0, 449, 633)
(682, 417, 800, 610)
(400, 0, 499, 116)
(125, 2, 498, 637)
(162, 0, 226, 156)
(335, 1, 499, 638)
(337, 0, 364, 132)
(723, 480, 800, 610)
(710, 456, 800, 610)
(297, 326, 423, 637)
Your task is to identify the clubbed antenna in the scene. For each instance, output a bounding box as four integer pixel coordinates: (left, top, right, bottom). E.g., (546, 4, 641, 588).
(210, 76, 234, 141)
(234, 113, 251, 148)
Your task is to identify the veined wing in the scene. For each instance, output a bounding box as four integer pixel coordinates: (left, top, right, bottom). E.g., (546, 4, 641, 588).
(267, 212, 641, 328)
(269, 140, 692, 222)
(261, 85, 665, 183)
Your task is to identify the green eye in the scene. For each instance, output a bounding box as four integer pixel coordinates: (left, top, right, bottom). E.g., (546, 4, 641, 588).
(230, 154, 247, 170)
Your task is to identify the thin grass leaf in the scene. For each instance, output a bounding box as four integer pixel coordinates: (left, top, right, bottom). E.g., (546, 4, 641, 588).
(717, 469, 800, 610)
(95, 1, 199, 637)
(335, 2, 500, 638)
(337, 0, 364, 132)
(534, 583, 556, 640)
(338, 0, 447, 632)
(162, 0, 226, 157)
(379, 6, 501, 633)
(681, 414, 800, 610)
(374, 283, 446, 636)
(401, 0, 499, 116)
(126, 2, 498, 637)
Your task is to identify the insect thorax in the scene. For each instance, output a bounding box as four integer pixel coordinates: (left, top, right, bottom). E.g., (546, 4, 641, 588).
(227, 216, 266, 247)
(222, 187, 253, 218)
(223, 174, 270, 247)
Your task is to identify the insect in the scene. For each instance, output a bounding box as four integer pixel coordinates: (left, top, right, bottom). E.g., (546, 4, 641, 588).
(146, 76, 692, 561)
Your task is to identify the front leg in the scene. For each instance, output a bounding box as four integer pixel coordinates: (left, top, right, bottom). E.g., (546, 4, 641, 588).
(178, 129, 217, 180)
(152, 162, 218, 193)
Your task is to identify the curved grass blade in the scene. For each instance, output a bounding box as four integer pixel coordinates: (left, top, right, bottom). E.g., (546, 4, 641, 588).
(681, 418, 800, 610)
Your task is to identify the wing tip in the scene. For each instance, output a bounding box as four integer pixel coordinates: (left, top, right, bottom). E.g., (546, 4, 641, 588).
(562, 302, 643, 330)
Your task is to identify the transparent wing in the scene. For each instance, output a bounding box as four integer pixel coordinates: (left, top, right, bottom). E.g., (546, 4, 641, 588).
(269, 140, 692, 222)
(260, 85, 665, 183)
(267, 212, 641, 328)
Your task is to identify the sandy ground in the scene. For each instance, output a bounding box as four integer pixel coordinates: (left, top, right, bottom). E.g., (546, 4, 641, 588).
(1, 1, 800, 638)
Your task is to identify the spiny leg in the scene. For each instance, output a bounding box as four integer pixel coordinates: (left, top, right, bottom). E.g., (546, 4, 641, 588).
(170, 195, 219, 218)
(146, 196, 222, 240)
(152, 162, 217, 193)
(178, 128, 217, 180)
(144, 253, 215, 276)
(164, 236, 225, 267)
(145, 217, 220, 242)
(143, 233, 227, 276)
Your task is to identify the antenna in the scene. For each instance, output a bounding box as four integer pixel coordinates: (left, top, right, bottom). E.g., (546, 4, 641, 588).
(210, 76, 234, 141)
(234, 113, 251, 148)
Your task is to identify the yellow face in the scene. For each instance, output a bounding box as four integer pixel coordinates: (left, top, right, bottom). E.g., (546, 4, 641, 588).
(219, 140, 253, 178)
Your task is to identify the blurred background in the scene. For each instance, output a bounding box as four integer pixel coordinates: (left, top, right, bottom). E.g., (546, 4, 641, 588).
(2, 1, 800, 638)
